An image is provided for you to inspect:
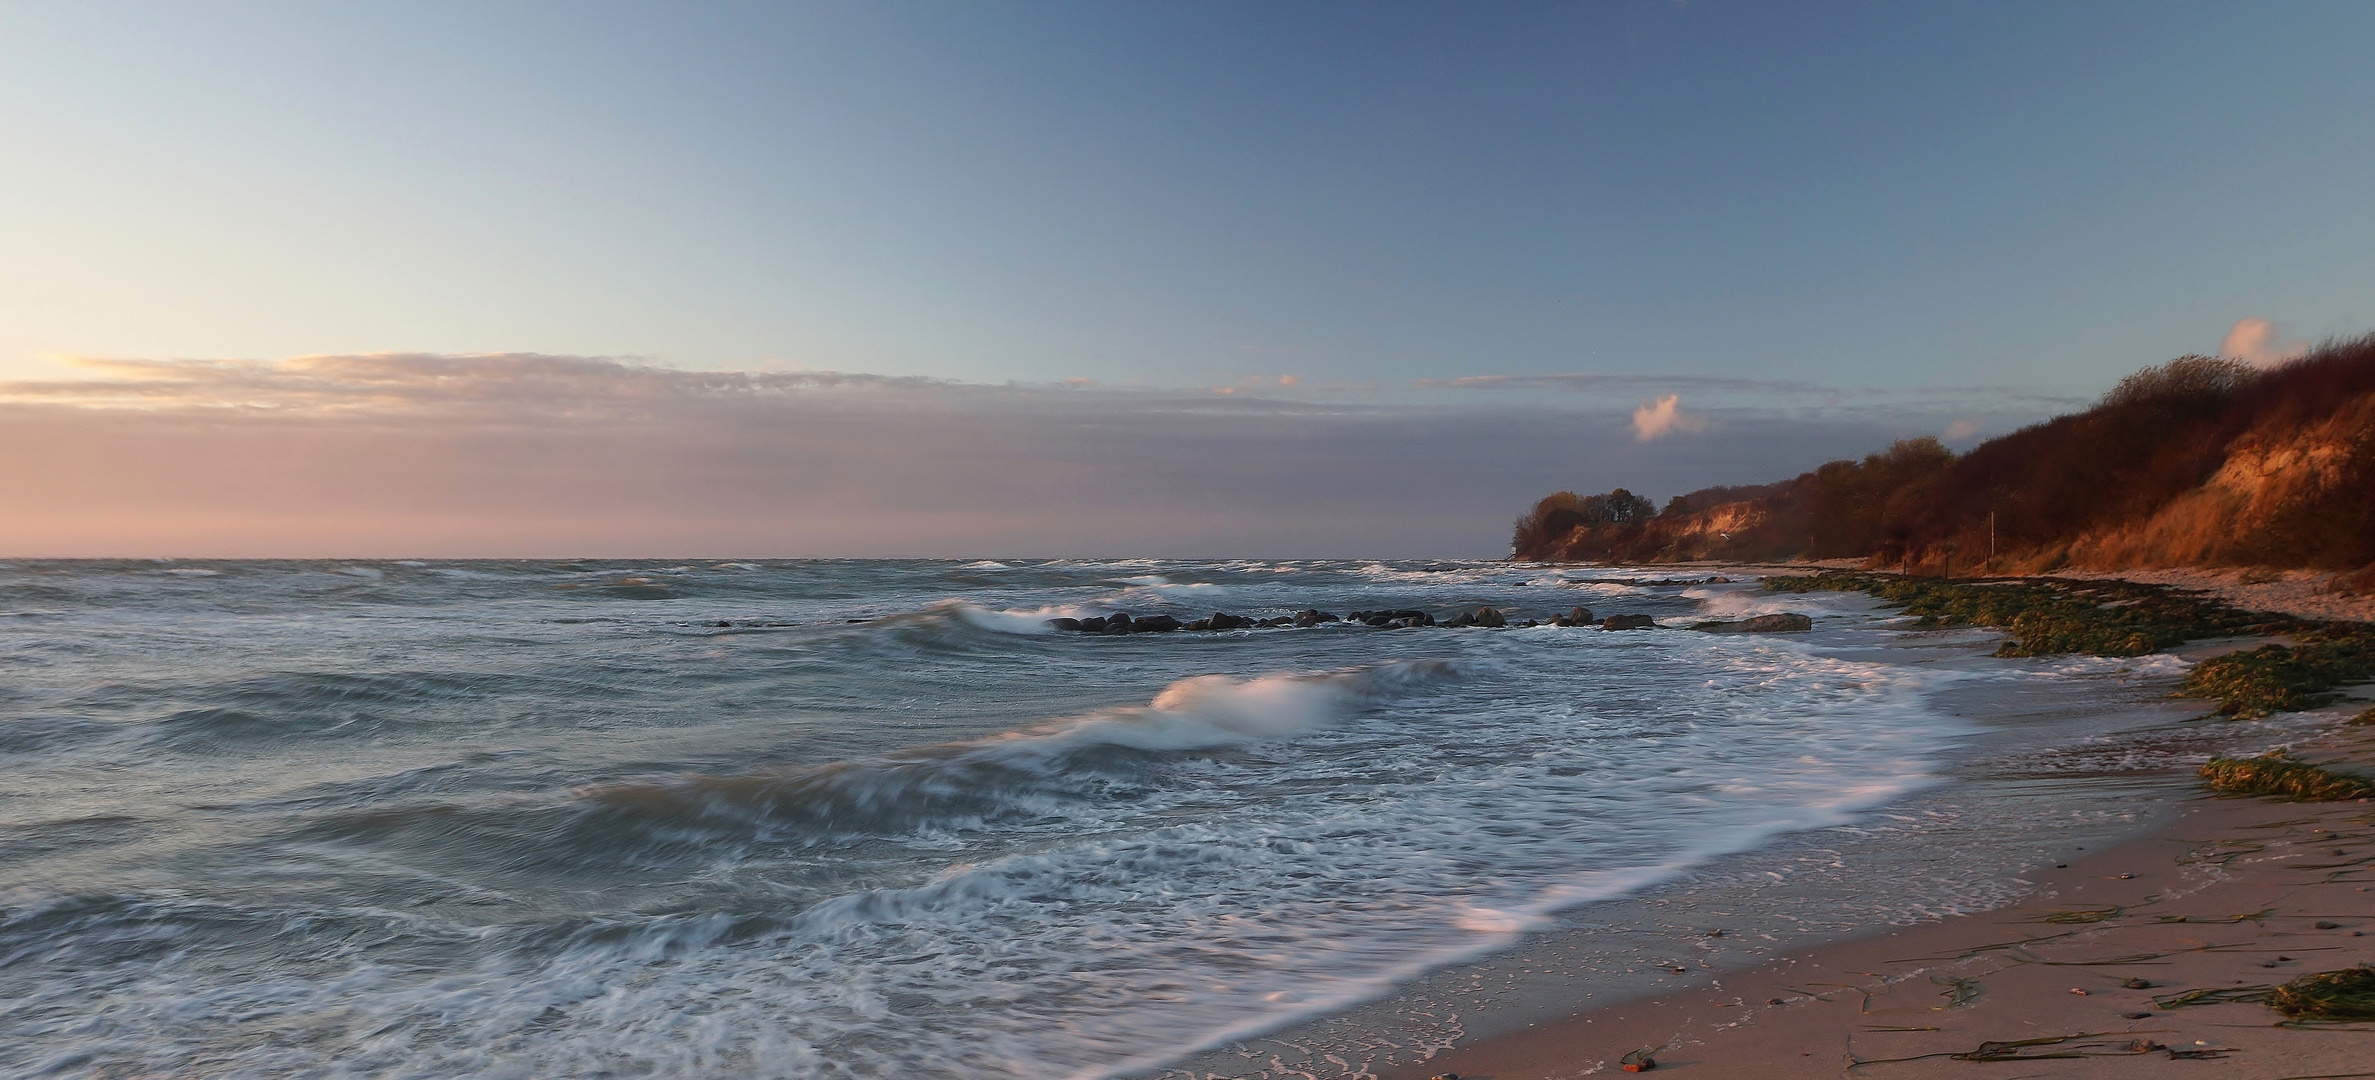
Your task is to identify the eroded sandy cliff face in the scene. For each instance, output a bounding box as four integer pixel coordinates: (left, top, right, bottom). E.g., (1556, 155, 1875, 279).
(2067, 392, 2374, 569)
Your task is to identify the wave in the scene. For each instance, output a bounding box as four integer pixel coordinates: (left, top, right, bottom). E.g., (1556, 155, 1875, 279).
(574, 661, 1458, 832)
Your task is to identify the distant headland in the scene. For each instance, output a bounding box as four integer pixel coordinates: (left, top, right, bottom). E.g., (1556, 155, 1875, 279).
(1512, 333, 2375, 593)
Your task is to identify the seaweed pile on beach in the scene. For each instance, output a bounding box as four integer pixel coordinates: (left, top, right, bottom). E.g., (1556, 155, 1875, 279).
(2180, 628, 2375, 716)
(1762, 571, 2262, 657)
(1767, 571, 2375, 717)
(2198, 755, 2375, 801)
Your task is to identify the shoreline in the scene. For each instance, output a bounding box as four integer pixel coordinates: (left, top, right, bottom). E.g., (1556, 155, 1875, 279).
(1362, 569, 2375, 1079)
(1151, 566, 2375, 1079)
(1377, 714, 2375, 1078)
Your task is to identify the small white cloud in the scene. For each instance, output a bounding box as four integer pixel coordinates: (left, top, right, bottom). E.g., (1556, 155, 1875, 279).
(1942, 419, 1979, 442)
(2219, 317, 2311, 370)
(1631, 394, 1705, 441)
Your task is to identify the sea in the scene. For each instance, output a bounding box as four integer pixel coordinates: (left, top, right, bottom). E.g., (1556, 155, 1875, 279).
(0, 559, 2315, 1079)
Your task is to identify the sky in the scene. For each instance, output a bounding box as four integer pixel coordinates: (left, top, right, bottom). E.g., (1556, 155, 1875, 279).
(3, 1, 2371, 557)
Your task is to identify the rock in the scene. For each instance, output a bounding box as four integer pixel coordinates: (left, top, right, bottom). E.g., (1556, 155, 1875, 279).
(1444, 612, 1475, 628)
(1601, 613, 1656, 630)
(1570, 606, 1593, 625)
(1293, 609, 1339, 627)
(1687, 613, 1813, 634)
(1182, 618, 1213, 631)
(1473, 606, 1507, 628)
(1130, 614, 1181, 632)
(1046, 617, 1083, 631)
(1076, 616, 1108, 632)
(1258, 616, 1293, 627)
(1104, 612, 1133, 633)
(1209, 612, 1255, 630)
(1708, 576, 1731, 583)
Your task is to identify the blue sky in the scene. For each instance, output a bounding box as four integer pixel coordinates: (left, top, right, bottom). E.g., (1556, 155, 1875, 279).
(3, 2, 2370, 555)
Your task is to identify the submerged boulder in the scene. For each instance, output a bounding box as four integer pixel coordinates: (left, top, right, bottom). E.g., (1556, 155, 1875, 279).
(1130, 614, 1182, 633)
(1550, 605, 1595, 627)
(1689, 612, 1813, 634)
(1045, 617, 1083, 631)
(1208, 612, 1256, 630)
(1293, 609, 1340, 627)
(1600, 613, 1657, 630)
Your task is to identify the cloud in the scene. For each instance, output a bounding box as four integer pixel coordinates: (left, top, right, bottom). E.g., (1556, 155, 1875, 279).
(1418, 372, 1835, 396)
(2220, 317, 2311, 370)
(1942, 419, 1979, 442)
(1631, 394, 1705, 441)
(0, 352, 2060, 558)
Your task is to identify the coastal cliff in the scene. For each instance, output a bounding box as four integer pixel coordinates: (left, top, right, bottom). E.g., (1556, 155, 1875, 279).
(1514, 334, 2375, 581)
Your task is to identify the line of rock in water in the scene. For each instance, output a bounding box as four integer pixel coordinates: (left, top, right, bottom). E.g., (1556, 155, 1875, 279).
(1045, 607, 1811, 634)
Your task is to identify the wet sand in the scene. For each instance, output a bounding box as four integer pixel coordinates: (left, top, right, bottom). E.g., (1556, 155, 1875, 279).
(1376, 720, 2375, 1079)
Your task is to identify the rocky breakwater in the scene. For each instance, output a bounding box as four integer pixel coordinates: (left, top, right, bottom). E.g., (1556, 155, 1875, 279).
(1044, 605, 1816, 635)
(1687, 612, 1814, 634)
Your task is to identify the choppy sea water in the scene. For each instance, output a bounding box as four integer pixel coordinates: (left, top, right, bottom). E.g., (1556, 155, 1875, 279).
(0, 559, 2229, 1079)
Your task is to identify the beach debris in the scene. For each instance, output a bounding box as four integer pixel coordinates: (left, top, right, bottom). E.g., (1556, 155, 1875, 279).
(2124, 978, 2156, 989)
(1687, 612, 1813, 634)
(2151, 984, 2276, 1010)
(2122, 1011, 2153, 1019)
(1429, 1073, 1458, 1080)
(2198, 755, 2375, 801)
(2273, 965, 2375, 1022)
(2316, 921, 2343, 929)
(2069, 987, 2090, 995)
(1619, 1047, 1658, 1071)
(2036, 905, 2124, 924)
(1931, 975, 1981, 1009)
(2165, 1046, 2237, 1059)
(1766, 997, 1786, 1005)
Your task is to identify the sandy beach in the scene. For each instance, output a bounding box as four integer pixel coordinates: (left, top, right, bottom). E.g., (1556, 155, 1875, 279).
(1377, 705, 2375, 1079)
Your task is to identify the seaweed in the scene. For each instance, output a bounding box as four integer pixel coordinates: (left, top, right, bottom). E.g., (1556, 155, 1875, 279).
(1764, 572, 2375, 716)
(2153, 985, 2275, 1009)
(1931, 975, 1982, 1009)
(1762, 572, 2262, 658)
(2200, 756, 2375, 802)
(1850, 1031, 2178, 1068)
(2273, 966, 2375, 1022)
(2181, 631, 2375, 717)
(2034, 905, 2125, 924)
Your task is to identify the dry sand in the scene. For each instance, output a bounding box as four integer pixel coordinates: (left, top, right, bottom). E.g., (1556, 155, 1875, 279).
(1375, 722, 2375, 1080)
